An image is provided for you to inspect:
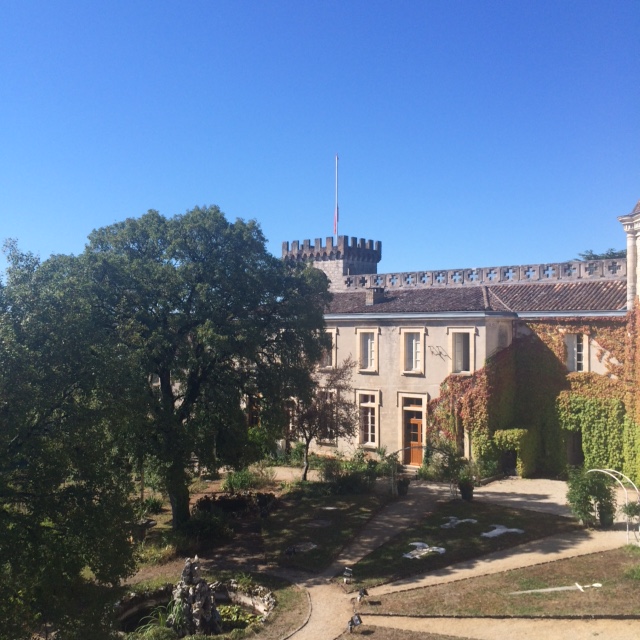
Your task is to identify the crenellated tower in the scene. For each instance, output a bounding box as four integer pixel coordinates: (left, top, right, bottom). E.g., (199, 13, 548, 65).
(282, 236, 382, 289)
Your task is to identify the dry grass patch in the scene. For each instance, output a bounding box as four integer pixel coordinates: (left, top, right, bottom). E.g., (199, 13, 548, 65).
(348, 500, 578, 590)
(358, 545, 640, 617)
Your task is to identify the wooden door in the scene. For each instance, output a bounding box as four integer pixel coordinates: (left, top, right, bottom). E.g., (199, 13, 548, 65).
(404, 414, 423, 465)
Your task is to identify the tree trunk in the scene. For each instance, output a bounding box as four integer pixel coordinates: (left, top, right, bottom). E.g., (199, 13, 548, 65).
(166, 463, 191, 530)
(301, 440, 311, 481)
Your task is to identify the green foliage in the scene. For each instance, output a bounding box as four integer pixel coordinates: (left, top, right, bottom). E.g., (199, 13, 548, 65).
(621, 501, 640, 519)
(316, 452, 376, 494)
(83, 206, 331, 528)
(566, 467, 616, 527)
(557, 394, 625, 470)
(623, 416, 640, 484)
(417, 436, 465, 483)
(222, 468, 260, 493)
(142, 496, 165, 516)
(492, 428, 533, 476)
(577, 248, 626, 261)
(218, 604, 261, 631)
(287, 357, 359, 481)
(179, 510, 233, 548)
(0, 244, 137, 639)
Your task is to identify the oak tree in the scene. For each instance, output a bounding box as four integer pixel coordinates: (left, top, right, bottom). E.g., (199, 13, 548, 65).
(84, 206, 330, 528)
(0, 243, 137, 639)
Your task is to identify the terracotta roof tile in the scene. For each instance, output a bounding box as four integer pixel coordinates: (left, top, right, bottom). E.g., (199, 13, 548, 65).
(327, 287, 488, 314)
(327, 280, 627, 315)
(487, 281, 627, 313)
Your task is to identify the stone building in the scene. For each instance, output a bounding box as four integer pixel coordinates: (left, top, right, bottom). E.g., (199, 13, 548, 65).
(282, 200, 640, 475)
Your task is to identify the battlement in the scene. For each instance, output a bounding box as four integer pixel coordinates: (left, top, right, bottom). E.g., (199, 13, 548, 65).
(282, 236, 382, 279)
(282, 236, 381, 262)
(335, 258, 627, 292)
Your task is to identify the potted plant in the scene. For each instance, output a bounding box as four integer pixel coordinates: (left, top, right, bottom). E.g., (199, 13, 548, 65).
(621, 501, 640, 521)
(457, 467, 475, 501)
(396, 476, 411, 496)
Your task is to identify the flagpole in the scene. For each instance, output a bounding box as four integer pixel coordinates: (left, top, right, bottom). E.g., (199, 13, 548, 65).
(334, 154, 339, 238)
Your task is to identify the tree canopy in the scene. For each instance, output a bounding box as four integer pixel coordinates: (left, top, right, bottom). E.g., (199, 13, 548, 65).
(0, 242, 137, 639)
(576, 248, 626, 260)
(83, 206, 331, 527)
(1, 204, 331, 636)
(288, 357, 359, 481)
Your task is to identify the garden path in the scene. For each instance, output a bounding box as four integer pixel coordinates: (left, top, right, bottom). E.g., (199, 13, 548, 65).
(268, 473, 636, 640)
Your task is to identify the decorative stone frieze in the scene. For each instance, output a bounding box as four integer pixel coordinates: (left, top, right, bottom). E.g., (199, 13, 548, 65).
(336, 258, 626, 292)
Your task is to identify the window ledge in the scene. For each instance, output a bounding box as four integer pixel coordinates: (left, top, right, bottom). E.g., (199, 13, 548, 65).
(402, 370, 424, 376)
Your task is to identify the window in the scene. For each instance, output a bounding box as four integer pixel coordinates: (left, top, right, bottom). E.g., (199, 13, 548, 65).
(318, 389, 338, 444)
(447, 328, 475, 374)
(453, 333, 470, 373)
(399, 327, 426, 375)
(358, 392, 377, 446)
(404, 332, 421, 372)
(565, 333, 588, 372)
(356, 328, 379, 373)
(320, 330, 337, 368)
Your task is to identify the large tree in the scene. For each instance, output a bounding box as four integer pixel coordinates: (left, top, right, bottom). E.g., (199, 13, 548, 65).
(0, 243, 137, 640)
(84, 206, 330, 528)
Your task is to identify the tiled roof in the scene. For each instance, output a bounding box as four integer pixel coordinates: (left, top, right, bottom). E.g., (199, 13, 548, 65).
(327, 280, 627, 315)
(487, 281, 627, 313)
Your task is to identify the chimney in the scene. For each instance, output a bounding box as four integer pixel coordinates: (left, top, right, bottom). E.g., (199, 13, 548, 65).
(365, 287, 385, 306)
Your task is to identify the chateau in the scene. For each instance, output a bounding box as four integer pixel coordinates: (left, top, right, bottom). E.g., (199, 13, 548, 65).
(283, 200, 640, 479)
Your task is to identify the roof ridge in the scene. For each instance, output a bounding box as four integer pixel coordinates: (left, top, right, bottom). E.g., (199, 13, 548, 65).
(481, 285, 490, 310)
(486, 286, 514, 312)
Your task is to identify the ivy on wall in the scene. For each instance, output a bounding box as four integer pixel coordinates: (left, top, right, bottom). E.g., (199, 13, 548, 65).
(429, 315, 639, 482)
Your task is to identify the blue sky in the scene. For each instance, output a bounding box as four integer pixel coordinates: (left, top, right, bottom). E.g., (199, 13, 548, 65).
(1, 0, 638, 276)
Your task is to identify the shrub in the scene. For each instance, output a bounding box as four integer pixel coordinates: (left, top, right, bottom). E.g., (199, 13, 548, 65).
(566, 467, 616, 527)
(319, 456, 343, 483)
(417, 437, 465, 483)
(142, 496, 164, 515)
(249, 460, 276, 485)
(180, 510, 233, 547)
(222, 468, 258, 493)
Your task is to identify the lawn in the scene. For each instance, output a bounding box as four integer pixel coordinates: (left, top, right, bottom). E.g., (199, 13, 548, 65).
(262, 483, 390, 571)
(347, 499, 579, 590)
(356, 545, 640, 618)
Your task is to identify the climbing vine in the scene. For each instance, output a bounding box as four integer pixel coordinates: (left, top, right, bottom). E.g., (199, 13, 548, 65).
(429, 315, 639, 481)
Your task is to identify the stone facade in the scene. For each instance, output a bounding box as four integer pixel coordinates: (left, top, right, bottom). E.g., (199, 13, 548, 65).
(286, 199, 638, 466)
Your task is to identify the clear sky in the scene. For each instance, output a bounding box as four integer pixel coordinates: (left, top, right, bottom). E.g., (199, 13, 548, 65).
(1, 0, 638, 276)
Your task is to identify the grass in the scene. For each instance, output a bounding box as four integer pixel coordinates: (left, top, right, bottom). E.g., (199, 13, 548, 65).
(357, 545, 640, 618)
(262, 482, 390, 572)
(347, 500, 579, 590)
